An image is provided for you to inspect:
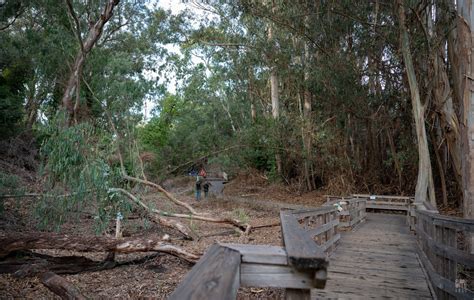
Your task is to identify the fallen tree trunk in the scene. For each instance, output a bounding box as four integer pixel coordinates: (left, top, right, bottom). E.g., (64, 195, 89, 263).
(40, 272, 86, 300)
(0, 250, 171, 278)
(111, 188, 249, 233)
(0, 232, 199, 263)
(0, 251, 118, 277)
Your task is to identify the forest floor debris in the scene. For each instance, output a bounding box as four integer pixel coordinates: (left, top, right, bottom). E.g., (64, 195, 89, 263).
(0, 174, 324, 299)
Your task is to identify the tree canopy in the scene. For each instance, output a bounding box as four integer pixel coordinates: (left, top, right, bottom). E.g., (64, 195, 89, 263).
(1, 0, 473, 227)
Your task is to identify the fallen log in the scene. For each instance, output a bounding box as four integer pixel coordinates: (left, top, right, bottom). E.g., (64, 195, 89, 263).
(111, 188, 249, 232)
(40, 272, 86, 300)
(0, 251, 169, 278)
(0, 250, 118, 277)
(0, 232, 199, 263)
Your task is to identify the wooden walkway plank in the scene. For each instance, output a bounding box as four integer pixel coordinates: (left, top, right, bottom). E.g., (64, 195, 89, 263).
(318, 213, 433, 299)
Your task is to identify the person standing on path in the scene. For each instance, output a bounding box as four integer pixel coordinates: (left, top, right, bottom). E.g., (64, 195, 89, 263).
(195, 177, 202, 201)
(195, 167, 206, 201)
(203, 180, 211, 198)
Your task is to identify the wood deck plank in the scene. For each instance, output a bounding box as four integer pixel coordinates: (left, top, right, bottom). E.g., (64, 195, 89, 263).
(319, 213, 433, 299)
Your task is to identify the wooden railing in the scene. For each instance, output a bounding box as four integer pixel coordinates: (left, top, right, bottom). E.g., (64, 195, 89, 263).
(169, 206, 342, 299)
(324, 197, 367, 229)
(414, 206, 474, 300)
(352, 194, 413, 211)
(407, 200, 438, 231)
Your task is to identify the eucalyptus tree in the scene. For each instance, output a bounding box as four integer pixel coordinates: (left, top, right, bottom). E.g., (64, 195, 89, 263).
(449, 0, 474, 218)
(397, 0, 436, 205)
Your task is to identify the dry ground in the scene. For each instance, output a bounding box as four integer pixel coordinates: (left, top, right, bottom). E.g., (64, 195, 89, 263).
(0, 174, 326, 299)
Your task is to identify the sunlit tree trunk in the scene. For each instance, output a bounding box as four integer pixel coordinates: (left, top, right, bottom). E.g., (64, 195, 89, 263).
(397, 0, 436, 206)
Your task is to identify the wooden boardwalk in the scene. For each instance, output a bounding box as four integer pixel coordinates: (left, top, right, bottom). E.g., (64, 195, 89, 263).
(170, 196, 473, 299)
(313, 213, 433, 299)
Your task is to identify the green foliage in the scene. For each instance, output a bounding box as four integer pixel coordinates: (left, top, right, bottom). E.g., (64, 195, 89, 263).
(0, 0, 454, 209)
(0, 36, 32, 138)
(139, 94, 181, 150)
(0, 172, 24, 214)
(232, 208, 249, 224)
(37, 114, 129, 232)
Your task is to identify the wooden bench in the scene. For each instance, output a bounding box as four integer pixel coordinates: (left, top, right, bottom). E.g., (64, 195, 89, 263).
(169, 206, 341, 299)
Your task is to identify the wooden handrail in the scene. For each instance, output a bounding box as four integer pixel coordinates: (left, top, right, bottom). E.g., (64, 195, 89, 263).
(169, 205, 345, 299)
(280, 207, 338, 282)
(352, 194, 414, 201)
(351, 194, 413, 212)
(168, 244, 241, 300)
(324, 198, 367, 229)
(414, 208, 474, 299)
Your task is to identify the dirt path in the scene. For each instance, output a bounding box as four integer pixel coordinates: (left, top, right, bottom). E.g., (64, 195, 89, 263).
(223, 195, 318, 211)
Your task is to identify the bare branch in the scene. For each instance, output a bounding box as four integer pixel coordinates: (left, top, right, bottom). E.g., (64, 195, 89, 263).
(0, 4, 23, 31)
(65, 0, 85, 54)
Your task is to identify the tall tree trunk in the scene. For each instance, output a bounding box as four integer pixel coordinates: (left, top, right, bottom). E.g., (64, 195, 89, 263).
(386, 128, 403, 192)
(430, 128, 449, 206)
(301, 9, 313, 191)
(248, 70, 256, 122)
(267, 1, 282, 176)
(397, 0, 436, 206)
(61, 0, 119, 124)
(450, 0, 474, 219)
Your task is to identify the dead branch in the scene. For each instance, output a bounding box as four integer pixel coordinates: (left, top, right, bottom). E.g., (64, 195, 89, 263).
(147, 212, 198, 241)
(161, 145, 242, 176)
(0, 232, 199, 263)
(111, 188, 249, 233)
(198, 229, 238, 238)
(65, 0, 85, 54)
(0, 4, 23, 31)
(40, 272, 86, 300)
(249, 221, 280, 230)
(121, 174, 201, 216)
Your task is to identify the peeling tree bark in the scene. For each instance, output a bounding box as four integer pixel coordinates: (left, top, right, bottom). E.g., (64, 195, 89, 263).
(450, 0, 474, 219)
(0, 232, 199, 263)
(397, 0, 436, 206)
